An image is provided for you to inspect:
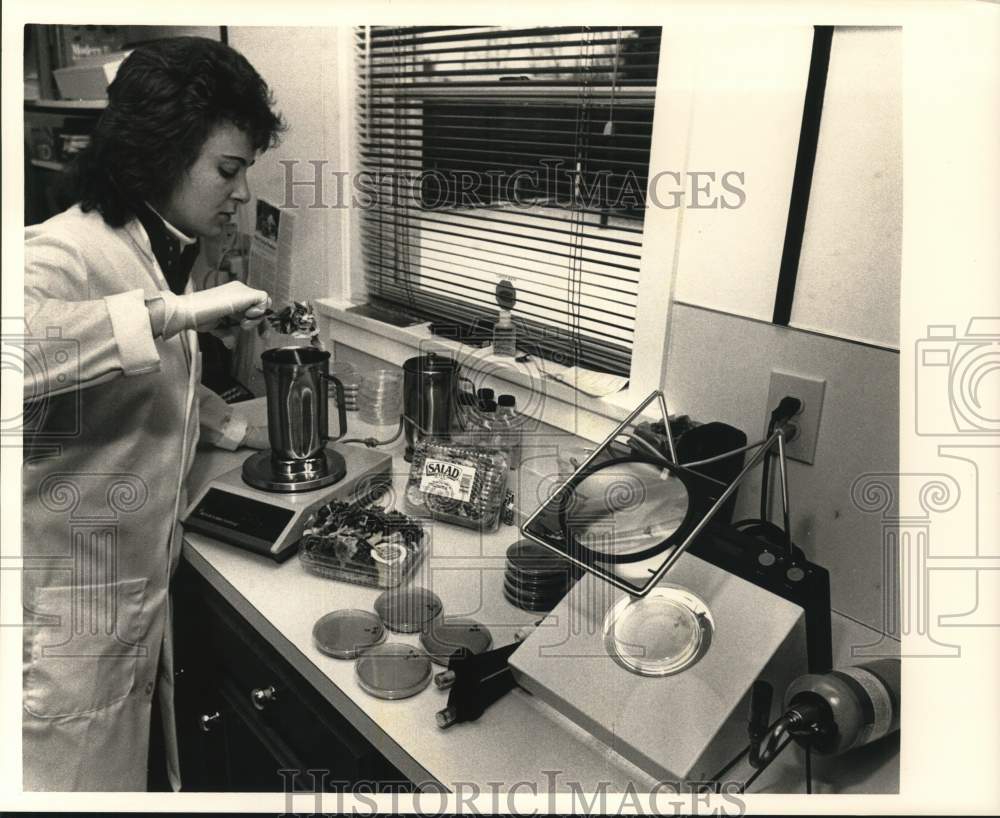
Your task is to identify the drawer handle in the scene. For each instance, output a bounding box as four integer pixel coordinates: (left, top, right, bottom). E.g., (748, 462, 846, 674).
(250, 685, 278, 711)
(199, 711, 221, 733)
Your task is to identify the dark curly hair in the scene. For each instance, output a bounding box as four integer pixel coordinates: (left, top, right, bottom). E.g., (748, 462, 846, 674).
(74, 36, 285, 226)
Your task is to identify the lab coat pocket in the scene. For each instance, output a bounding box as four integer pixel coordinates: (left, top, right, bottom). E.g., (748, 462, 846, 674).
(24, 578, 149, 719)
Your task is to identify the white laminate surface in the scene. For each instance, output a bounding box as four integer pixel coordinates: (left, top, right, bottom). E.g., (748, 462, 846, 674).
(182, 399, 898, 794)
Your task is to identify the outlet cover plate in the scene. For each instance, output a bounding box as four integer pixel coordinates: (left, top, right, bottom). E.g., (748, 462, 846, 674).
(766, 371, 826, 465)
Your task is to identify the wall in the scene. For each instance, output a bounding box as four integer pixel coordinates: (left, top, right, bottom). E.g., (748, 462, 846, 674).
(663, 305, 898, 632)
(228, 27, 349, 305)
(228, 27, 351, 391)
(671, 26, 902, 349)
(661, 27, 902, 632)
(671, 25, 813, 322)
(791, 27, 903, 348)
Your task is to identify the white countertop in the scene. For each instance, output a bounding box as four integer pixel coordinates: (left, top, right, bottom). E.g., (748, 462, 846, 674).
(182, 399, 898, 794)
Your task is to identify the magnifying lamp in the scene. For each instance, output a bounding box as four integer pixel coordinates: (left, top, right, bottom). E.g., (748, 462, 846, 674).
(521, 389, 801, 675)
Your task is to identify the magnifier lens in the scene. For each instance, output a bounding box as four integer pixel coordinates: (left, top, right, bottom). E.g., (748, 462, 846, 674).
(564, 460, 691, 559)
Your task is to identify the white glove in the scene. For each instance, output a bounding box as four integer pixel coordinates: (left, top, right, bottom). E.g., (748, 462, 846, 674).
(241, 425, 271, 450)
(152, 281, 271, 339)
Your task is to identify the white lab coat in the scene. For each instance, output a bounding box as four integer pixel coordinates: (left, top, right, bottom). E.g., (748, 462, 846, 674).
(22, 204, 247, 792)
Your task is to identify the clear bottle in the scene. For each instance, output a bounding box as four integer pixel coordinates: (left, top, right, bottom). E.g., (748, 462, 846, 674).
(478, 399, 501, 448)
(492, 310, 517, 357)
(464, 389, 491, 440)
(497, 394, 521, 470)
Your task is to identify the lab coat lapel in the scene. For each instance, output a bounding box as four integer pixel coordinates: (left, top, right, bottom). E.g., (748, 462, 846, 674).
(123, 218, 198, 374)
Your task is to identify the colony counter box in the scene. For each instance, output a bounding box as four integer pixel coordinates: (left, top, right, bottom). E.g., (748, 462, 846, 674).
(509, 551, 808, 783)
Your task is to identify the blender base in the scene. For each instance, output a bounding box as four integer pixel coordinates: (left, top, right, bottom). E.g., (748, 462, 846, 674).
(242, 448, 347, 493)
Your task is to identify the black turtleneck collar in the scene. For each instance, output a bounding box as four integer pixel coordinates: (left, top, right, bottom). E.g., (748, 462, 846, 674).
(133, 203, 200, 295)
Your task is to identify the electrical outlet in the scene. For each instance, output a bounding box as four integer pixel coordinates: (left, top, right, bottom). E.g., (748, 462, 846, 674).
(765, 371, 826, 465)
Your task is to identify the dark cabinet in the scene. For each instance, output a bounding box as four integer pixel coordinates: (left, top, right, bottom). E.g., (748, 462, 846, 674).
(171, 558, 412, 792)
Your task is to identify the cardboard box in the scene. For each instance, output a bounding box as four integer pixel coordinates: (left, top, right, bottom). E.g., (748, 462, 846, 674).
(53, 51, 129, 100)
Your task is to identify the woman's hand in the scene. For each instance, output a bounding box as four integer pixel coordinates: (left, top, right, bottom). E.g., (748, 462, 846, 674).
(242, 425, 270, 450)
(149, 281, 271, 339)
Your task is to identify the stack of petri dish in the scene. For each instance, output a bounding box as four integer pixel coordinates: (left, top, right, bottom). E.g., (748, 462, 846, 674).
(329, 361, 362, 412)
(358, 367, 404, 426)
(503, 539, 579, 613)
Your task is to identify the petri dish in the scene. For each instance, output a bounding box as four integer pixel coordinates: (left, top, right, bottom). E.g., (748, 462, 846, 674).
(374, 586, 443, 633)
(506, 540, 575, 576)
(502, 577, 566, 606)
(312, 609, 386, 660)
(419, 617, 494, 666)
(603, 584, 714, 677)
(355, 642, 433, 700)
(503, 586, 558, 613)
(504, 569, 574, 591)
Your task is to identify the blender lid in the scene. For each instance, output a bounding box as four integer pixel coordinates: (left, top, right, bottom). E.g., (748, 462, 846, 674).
(374, 586, 443, 633)
(603, 584, 715, 677)
(355, 642, 433, 699)
(418, 617, 494, 666)
(312, 609, 386, 659)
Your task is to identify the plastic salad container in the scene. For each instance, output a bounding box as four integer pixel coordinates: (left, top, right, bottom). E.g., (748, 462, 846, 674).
(299, 500, 425, 588)
(404, 439, 510, 531)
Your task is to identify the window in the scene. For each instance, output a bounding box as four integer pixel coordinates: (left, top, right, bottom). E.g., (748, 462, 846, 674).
(356, 26, 662, 377)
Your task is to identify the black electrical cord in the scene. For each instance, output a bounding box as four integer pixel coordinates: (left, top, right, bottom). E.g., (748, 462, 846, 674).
(339, 415, 405, 448)
(739, 734, 794, 794)
(760, 397, 801, 520)
(711, 744, 750, 791)
(760, 427, 773, 521)
(743, 396, 802, 558)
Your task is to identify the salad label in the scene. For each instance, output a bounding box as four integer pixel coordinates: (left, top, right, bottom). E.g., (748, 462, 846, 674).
(420, 458, 477, 502)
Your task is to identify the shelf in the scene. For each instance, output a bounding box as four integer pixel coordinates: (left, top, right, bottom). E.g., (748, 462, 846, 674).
(29, 159, 66, 172)
(25, 98, 107, 113)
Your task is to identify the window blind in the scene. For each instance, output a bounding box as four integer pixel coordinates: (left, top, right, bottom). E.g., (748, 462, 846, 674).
(355, 26, 662, 376)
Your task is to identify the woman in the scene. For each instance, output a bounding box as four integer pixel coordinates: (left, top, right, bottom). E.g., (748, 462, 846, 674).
(22, 36, 285, 791)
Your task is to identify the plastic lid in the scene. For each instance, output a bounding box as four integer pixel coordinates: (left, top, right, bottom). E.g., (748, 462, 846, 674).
(498, 394, 516, 408)
(505, 568, 572, 590)
(506, 539, 573, 575)
(603, 585, 714, 677)
(503, 578, 566, 606)
(312, 609, 386, 660)
(374, 586, 443, 633)
(503, 586, 557, 613)
(372, 542, 408, 568)
(419, 617, 494, 666)
(355, 643, 433, 700)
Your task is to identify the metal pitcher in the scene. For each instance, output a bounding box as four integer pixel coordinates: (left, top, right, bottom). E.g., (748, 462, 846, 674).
(261, 346, 347, 472)
(402, 353, 473, 461)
